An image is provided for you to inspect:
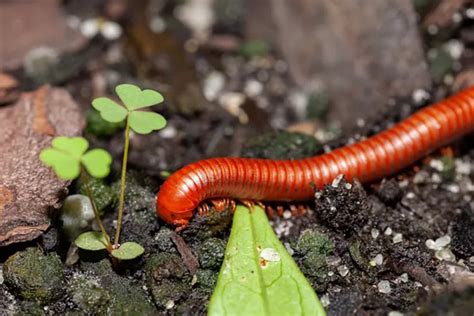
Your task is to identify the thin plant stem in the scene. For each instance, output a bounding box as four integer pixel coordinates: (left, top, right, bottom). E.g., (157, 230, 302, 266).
(81, 170, 113, 251)
(114, 119, 130, 247)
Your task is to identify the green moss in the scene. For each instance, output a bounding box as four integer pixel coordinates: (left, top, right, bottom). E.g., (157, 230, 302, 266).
(195, 269, 218, 293)
(3, 248, 64, 304)
(17, 301, 44, 315)
(242, 131, 322, 160)
(85, 109, 125, 137)
(78, 259, 155, 315)
(296, 230, 334, 256)
(68, 274, 111, 314)
(154, 228, 177, 253)
(145, 253, 188, 281)
(78, 178, 115, 213)
(148, 279, 188, 309)
(301, 251, 328, 279)
(197, 238, 226, 269)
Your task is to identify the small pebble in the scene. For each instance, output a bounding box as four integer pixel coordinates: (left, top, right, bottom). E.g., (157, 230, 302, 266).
(393, 233, 403, 244)
(377, 280, 391, 294)
(384, 227, 393, 236)
(244, 79, 263, 97)
(0, 266, 3, 284)
(331, 174, 344, 188)
(320, 294, 330, 307)
(412, 89, 430, 103)
(327, 271, 334, 277)
(371, 228, 380, 239)
(337, 265, 349, 277)
(283, 210, 292, 219)
(400, 273, 409, 283)
(466, 8, 474, 19)
(344, 182, 352, 190)
(388, 312, 404, 316)
(165, 300, 175, 310)
(435, 248, 456, 262)
(373, 254, 383, 266)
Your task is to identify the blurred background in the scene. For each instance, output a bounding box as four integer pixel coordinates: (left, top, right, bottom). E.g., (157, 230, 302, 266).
(1, 0, 473, 173)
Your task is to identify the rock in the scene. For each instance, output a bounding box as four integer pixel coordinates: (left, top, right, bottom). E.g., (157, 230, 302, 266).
(195, 269, 218, 293)
(197, 238, 226, 269)
(0, 86, 85, 246)
(60, 194, 95, 241)
(78, 259, 156, 315)
(145, 253, 190, 309)
(68, 274, 111, 314)
(315, 178, 371, 232)
(245, 0, 431, 129)
(3, 248, 65, 304)
(0, 0, 86, 70)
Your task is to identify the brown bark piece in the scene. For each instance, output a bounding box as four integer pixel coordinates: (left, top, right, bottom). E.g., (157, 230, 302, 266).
(423, 0, 468, 28)
(0, 0, 86, 70)
(0, 86, 84, 246)
(245, 0, 432, 128)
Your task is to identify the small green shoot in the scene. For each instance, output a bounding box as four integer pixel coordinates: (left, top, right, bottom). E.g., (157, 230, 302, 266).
(40, 84, 167, 262)
(208, 205, 326, 316)
(92, 83, 167, 249)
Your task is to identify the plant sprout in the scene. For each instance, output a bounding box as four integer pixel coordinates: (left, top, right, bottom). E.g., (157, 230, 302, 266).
(92, 83, 166, 248)
(40, 84, 167, 260)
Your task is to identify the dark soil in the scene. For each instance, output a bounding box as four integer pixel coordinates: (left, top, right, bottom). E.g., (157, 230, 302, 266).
(1, 1, 474, 315)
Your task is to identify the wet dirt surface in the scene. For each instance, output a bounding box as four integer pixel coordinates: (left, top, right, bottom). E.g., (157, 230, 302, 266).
(1, 0, 474, 315)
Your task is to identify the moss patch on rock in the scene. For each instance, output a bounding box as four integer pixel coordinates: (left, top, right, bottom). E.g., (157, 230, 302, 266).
(3, 248, 64, 304)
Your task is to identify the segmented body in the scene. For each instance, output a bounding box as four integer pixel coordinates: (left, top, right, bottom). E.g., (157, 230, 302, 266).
(156, 87, 474, 227)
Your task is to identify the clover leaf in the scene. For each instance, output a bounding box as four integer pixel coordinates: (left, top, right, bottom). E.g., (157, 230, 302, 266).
(91, 97, 128, 123)
(40, 136, 112, 180)
(111, 242, 145, 260)
(116, 83, 164, 110)
(75, 231, 108, 251)
(91, 83, 166, 135)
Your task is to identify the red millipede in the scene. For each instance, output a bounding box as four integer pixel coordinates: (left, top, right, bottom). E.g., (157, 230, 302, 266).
(156, 87, 474, 229)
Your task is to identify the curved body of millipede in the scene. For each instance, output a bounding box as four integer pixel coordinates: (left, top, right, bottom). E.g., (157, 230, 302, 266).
(156, 87, 474, 228)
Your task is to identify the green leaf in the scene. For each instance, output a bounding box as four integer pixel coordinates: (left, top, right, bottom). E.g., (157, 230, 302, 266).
(111, 242, 144, 260)
(208, 205, 326, 316)
(52, 136, 89, 158)
(92, 97, 128, 123)
(116, 84, 164, 110)
(40, 148, 81, 180)
(128, 111, 167, 134)
(75, 231, 108, 251)
(81, 149, 112, 178)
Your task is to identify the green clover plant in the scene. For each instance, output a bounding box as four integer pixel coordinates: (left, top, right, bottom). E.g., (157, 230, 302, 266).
(40, 84, 166, 261)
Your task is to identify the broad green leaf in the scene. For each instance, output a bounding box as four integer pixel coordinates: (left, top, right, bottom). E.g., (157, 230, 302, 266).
(128, 111, 167, 134)
(75, 231, 108, 251)
(51, 136, 89, 159)
(111, 242, 144, 260)
(92, 97, 128, 123)
(209, 206, 326, 316)
(116, 84, 164, 110)
(40, 148, 81, 180)
(81, 149, 112, 178)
